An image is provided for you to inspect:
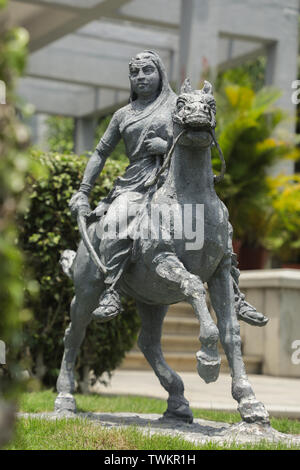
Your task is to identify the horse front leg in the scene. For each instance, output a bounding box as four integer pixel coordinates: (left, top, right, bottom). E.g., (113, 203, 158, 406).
(207, 255, 270, 424)
(154, 252, 221, 384)
(136, 301, 193, 423)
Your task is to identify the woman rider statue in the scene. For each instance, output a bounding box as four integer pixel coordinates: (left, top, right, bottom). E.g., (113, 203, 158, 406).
(69, 50, 267, 327)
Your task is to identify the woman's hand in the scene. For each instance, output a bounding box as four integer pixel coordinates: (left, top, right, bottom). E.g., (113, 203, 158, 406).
(69, 191, 91, 218)
(144, 131, 168, 155)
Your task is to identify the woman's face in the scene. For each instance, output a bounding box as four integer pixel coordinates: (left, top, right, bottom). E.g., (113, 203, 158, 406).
(129, 59, 161, 99)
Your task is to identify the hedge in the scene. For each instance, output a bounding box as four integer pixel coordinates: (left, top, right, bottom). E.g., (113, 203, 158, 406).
(19, 150, 140, 388)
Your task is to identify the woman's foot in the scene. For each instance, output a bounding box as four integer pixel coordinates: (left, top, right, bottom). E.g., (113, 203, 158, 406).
(236, 296, 269, 327)
(92, 288, 123, 322)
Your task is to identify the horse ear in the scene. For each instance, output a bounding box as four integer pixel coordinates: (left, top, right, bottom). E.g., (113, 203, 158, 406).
(180, 78, 192, 94)
(202, 80, 213, 94)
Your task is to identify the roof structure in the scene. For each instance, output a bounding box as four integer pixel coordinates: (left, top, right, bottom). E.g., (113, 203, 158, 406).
(1, 0, 299, 161)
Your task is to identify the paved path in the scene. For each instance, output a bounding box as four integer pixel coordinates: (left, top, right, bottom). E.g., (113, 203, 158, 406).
(93, 370, 300, 419)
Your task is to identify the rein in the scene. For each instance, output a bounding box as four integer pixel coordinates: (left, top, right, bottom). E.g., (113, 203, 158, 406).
(210, 128, 226, 184)
(144, 129, 186, 188)
(144, 127, 226, 188)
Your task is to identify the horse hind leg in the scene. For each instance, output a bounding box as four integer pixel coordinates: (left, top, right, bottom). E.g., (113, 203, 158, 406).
(55, 236, 104, 413)
(55, 287, 101, 414)
(136, 301, 193, 423)
(207, 255, 270, 424)
(153, 252, 221, 384)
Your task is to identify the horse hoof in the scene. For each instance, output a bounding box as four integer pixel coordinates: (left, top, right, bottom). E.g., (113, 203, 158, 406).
(54, 392, 76, 414)
(196, 349, 221, 383)
(238, 398, 270, 425)
(161, 407, 194, 424)
(161, 397, 194, 424)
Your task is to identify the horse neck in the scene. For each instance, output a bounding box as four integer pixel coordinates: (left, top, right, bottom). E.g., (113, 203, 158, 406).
(165, 134, 215, 202)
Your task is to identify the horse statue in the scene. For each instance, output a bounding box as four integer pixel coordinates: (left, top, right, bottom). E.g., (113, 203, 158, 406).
(55, 78, 270, 426)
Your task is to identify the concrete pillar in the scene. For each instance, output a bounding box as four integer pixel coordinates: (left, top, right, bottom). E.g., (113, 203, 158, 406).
(240, 269, 300, 378)
(178, 0, 219, 91)
(265, 5, 299, 175)
(74, 116, 97, 155)
(29, 113, 49, 151)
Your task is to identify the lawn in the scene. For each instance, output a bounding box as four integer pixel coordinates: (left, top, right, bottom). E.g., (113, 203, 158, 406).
(4, 391, 300, 450)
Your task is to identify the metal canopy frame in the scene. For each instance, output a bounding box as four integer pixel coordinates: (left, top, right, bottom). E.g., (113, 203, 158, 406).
(1, 0, 298, 160)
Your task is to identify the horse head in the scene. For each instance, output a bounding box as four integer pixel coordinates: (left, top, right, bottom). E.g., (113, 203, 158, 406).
(145, 78, 224, 187)
(170, 78, 225, 183)
(173, 79, 216, 131)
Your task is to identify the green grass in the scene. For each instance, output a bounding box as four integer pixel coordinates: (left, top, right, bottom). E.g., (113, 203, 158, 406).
(18, 390, 300, 434)
(5, 417, 299, 451)
(4, 391, 300, 450)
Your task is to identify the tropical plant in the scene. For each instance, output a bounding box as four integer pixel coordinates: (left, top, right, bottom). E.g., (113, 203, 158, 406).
(264, 174, 300, 264)
(212, 83, 300, 246)
(216, 56, 266, 92)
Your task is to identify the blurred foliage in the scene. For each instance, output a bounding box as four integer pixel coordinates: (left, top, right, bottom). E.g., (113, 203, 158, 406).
(19, 150, 140, 388)
(216, 56, 266, 92)
(212, 83, 300, 245)
(46, 115, 74, 154)
(0, 0, 43, 400)
(265, 174, 300, 263)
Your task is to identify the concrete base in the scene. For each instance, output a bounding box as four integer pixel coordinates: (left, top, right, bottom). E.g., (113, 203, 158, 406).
(239, 269, 300, 378)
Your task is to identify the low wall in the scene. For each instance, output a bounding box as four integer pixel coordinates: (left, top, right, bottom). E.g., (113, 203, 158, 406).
(239, 269, 300, 378)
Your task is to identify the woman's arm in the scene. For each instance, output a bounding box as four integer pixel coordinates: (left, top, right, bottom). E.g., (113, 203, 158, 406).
(70, 113, 121, 216)
(80, 113, 121, 195)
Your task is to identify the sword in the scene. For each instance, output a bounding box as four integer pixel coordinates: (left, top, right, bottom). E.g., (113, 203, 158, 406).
(77, 212, 107, 275)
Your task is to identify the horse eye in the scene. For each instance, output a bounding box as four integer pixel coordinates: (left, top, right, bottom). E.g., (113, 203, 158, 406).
(177, 101, 185, 110)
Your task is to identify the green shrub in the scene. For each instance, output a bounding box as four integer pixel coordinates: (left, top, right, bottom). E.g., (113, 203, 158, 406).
(19, 151, 140, 388)
(45, 115, 74, 154)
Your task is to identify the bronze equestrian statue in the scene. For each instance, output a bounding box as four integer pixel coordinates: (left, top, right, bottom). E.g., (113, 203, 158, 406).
(55, 51, 269, 425)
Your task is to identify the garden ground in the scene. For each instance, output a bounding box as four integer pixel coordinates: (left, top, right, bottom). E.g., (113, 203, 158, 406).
(4, 384, 300, 451)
